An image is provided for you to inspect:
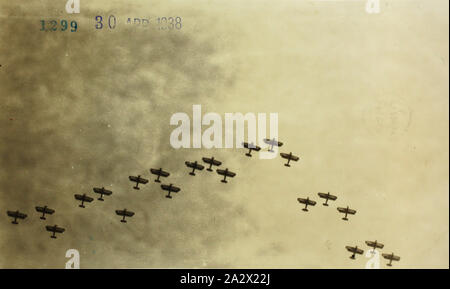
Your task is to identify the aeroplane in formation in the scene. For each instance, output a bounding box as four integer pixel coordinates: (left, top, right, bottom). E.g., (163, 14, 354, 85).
(346, 245, 364, 259)
(46, 225, 65, 239)
(242, 142, 261, 157)
(382, 252, 401, 267)
(202, 157, 222, 172)
(317, 192, 337, 206)
(297, 197, 317, 212)
(365, 240, 384, 253)
(263, 138, 283, 152)
(161, 183, 181, 199)
(93, 187, 113, 201)
(7, 210, 27, 224)
(185, 161, 205, 176)
(217, 168, 236, 183)
(129, 175, 149, 190)
(337, 206, 357, 221)
(115, 209, 135, 223)
(150, 168, 170, 183)
(35, 206, 55, 220)
(74, 194, 94, 208)
(280, 152, 299, 167)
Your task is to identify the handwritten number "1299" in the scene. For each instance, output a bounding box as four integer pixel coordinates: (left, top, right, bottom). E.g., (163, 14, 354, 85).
(40, 20, 78, 32)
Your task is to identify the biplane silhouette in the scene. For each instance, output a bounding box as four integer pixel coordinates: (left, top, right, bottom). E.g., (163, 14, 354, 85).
(185, 161, 204, 176)
(317, 192, 337, 206)
(337, 206, 357, 221)
(7, 210, 27, 224)
(280, 152, 299, 167)
(150, 168, 170, 183)
(35, 206, 55, 220)
(93, 187, 112, 201)
(242, 142, 261, 157)
(263, 138, 283, 152)
(161, 183, 181, 199)
(382, 252, 400, 267)
(297, 197, 316, 212)
(46, 225, 65, 239)
(365, 240, 384, 253)
(129, 175, 149, 190)
(217, 168, 236, 183)
(202, 157, 222, 172)
(74, 194, 94, 208)
(346, 245, 364, 259)
(115, 209, 135, 223)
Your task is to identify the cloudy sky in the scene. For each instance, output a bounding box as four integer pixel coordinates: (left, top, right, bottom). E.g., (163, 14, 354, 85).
(0, 0, 448, 268)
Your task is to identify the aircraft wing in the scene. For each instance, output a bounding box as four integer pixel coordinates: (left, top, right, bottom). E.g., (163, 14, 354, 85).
(44, 208, 55, 214)
(225, 171, 236, 177)
(346, 246, 363, 254)
(161, 184, 180, 192)
(290, 155, 300, 161)
(216, 169, 228, 176)
(243, 142, 261, 151)
(318, 193, 337, 200)
(150, 169, 170, 177)
(263, 139, 283, 147)
(382, 254, 400, 261)
(46, 225, 65, 233)
(7, 211, 27, 219)
(297, 198, 307, 205)
(307, 199, 317, 206)
(280, 153, 299, 161)
(93, 187, 113, 195)
(365, 241, 384, 249)
(195, 163, 205, 170)
(347, 208, 357, 215)
(202, 158, 222, 166)
(102, 189, 113, 196)
(345, 246, 357, 253)
(130, 176, 148, 184)
(116, 210, 135, 217)
(338, 207, 355, 214)
(75, 194, 93, 202)
(36, 206, 54, 214)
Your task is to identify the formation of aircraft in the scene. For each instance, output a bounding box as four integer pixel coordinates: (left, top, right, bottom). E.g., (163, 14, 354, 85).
(202, 157, 222, 171)
(382, 252, 401, 267)
(337, 206, 357, 221)
(46, 225, 65, 239)
(129, 175, 149, 190)
(280, 152, 299, 167)
(161, 184, 181, 199)
(297, 197, 317, 212)
(346, 245, 364, 259)
(35, 206, 55, 220)
(74, 194, 94, 208)
(93, 187, 113, 201)
(5, 133, 400, 267)
(263, 138, 283, 152)
(185, 161, 205, 176)
(217, 168, 236, 183)
(150, 168, 170, 183)
(242, 142, 261, 157)
(115, 209, 135, 223)
(318, 192, 337, 206)
(7, 210, 27, 224)
(345, 240, 400, 266)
